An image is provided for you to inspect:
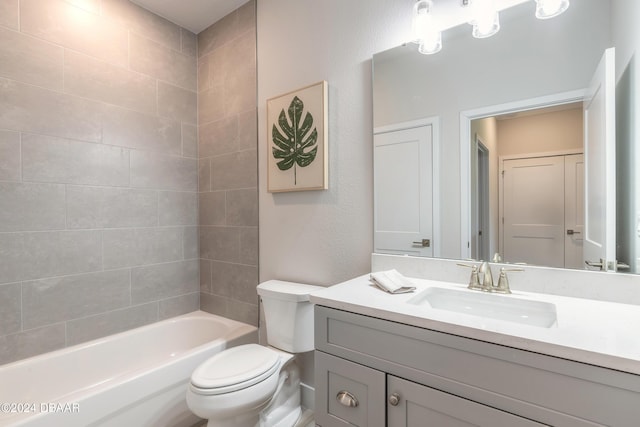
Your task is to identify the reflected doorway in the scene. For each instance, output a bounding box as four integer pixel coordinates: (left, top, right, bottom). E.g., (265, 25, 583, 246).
(470, 102, 584, 267)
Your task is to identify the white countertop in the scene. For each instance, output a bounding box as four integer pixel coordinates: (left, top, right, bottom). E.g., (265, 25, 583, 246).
(310, 274, 640, 376)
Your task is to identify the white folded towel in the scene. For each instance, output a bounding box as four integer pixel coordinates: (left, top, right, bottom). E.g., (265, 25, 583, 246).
(370, 269, 416, 294)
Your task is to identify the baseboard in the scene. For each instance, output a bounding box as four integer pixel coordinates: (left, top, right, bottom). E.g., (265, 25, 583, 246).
(300, 382, 315, 411)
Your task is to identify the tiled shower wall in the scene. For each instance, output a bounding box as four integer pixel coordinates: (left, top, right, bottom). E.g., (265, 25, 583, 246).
(197, 1, 259, 326)
(0, 0, 199, 364)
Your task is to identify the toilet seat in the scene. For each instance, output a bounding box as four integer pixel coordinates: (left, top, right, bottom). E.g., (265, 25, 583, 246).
(190, 344, 281, 396)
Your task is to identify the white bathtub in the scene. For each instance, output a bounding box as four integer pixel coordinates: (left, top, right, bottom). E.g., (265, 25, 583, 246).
(0, 311, 258, 427)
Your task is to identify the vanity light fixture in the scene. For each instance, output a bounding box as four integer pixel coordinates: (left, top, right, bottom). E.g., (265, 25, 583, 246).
(412, 0, 442, 54)
(535, 0, 570, 19)
(469, 0, 500, 39)
(411, 0, 569, 55)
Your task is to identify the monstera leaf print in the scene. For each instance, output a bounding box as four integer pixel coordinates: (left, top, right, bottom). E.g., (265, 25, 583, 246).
(271, 96, 318, 185)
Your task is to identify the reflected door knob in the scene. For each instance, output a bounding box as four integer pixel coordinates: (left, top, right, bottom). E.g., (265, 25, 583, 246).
(388, 393, 401, 406)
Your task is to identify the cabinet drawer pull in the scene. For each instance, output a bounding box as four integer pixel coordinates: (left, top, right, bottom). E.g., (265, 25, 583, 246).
(388, 392, 400, 406)
(336, 390, 359, 407)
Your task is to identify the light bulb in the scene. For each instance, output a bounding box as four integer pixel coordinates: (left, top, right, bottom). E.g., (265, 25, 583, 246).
(418, 31, 442, 54)
(472, 10, 500, 38)
(535, 0, 570, 19)
(412, 0, 442, 54)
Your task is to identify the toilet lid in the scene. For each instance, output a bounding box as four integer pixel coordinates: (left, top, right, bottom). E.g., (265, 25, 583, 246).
(191, 344, 280, 392)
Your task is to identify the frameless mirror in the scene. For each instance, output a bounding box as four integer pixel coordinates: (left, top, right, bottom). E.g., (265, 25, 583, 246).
(372, 0, 638, 273)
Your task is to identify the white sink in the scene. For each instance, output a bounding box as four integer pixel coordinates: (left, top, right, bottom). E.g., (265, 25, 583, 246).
(407, 287, 558, 328)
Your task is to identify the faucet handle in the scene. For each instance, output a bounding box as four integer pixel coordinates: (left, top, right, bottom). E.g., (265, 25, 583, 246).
(457, 263, 482, 290)
(495, 267, 524, 294)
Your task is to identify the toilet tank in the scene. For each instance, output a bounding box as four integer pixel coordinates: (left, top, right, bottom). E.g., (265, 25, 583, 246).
(257, 280, 325, 353)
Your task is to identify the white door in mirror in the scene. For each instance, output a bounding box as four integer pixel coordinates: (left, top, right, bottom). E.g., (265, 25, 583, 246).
(583, 48, 616, 271)
(374, 125, 434, 257)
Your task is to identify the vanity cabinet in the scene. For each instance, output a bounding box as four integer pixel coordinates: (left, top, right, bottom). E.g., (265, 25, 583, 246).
(314, 306, 640, 427)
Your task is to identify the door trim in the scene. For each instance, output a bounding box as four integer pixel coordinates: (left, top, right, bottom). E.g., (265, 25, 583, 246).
(459, 89, 587, 259)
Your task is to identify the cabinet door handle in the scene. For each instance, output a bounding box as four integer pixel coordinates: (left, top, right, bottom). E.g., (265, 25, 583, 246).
(388, 392, 401, 406)
(336, 390, 358, 408)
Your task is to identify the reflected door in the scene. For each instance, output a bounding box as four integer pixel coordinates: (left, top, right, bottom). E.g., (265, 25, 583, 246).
(374, 126, 433, 256)
(583, 48, 616, 271)
(502, 156, 565, 267)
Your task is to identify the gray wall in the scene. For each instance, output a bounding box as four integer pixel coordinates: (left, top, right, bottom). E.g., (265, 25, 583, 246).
(197, 1, 259, 326)
(0, 0, 198, 365)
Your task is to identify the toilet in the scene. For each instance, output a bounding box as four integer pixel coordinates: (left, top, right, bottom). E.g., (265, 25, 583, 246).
(186, 280, 324, 427)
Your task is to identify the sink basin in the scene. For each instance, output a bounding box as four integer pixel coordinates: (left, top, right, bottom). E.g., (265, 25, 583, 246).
(407, 287, 558, 328)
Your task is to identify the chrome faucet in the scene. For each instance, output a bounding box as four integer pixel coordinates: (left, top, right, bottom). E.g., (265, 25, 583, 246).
(459, 262, 523, 294)
(478, 261, 494, 291)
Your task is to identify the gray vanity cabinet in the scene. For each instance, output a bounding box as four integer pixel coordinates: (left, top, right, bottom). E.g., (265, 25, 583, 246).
(314, 305, 640, 427)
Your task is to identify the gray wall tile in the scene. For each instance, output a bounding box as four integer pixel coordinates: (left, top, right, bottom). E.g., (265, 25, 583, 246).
(102, 105, 182, 155)
(66, 303, 158, 346)
(22, 134, 130, 186)
(200, 226, 239, 263)
(103, 227, 183, 269)
(131, 151, 197, 191)
(0, 0, 19, 30)
(0, 130, 20, 181)
(101, 0, 181, 51)
(198, 85, 225, 125)
(0, 283, 21, 336)
(0, 78, 103, 142)
(64, 50, 157, 114)
(67, 186, 158, 229)
(200, 259, 212, 292)
(183, 226, 199, 259)
(20, 0, 129, 67)
(131, 259, 198, 304)
(198, 158, 211, 192)
(197, 2, 254, 59)
(239, 227, 258, 266)
(199, 191, 226, 226)
(226, 188, 258, 226)
(182, 124, 198, 158)
(200, 293, 257, 326)
(197, 55, 210, 92)
(181, 29, 197, 57)
(211, 150, 257, 190)
(0, 323, 65, 365)
(22, 270, 130, 329)
(199, 116, 238, 158)
(0, 0, 203, 365)
(224, 64, 256, 117)
(159, 292, 199, 320)
(130, 33, 196, 91)
(158, 82, 197, 124)
(238, 109, 258, 151)
(0, 182, 66, 231)
(0, 26, 63, 90)
(211, 261, 258, 304)
(159, 191, 197, 226)
(0, 231, 102, 283)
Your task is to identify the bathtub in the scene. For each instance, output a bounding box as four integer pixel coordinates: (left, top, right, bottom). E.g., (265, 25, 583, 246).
(0, 311, 258, 427)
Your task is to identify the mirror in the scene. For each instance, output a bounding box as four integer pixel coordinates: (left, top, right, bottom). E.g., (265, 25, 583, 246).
(372, 0, 638, 273)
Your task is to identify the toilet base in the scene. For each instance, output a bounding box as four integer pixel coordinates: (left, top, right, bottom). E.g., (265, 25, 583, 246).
(200, 359, 302, 427)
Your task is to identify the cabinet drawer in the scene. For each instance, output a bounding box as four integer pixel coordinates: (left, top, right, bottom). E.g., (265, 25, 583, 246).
(388, 375, 545, 427)
(314, 351, 385, 427)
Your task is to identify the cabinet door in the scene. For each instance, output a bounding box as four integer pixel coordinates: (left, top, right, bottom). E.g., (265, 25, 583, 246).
(314, 351, 385, 427)
(387, 376, 545, 427)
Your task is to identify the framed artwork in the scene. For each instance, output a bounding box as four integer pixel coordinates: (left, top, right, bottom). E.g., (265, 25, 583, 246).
(267, 81, 328, 192)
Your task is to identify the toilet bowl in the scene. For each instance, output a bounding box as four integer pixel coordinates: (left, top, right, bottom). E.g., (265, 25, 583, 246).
(186, 281, 324, 427)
